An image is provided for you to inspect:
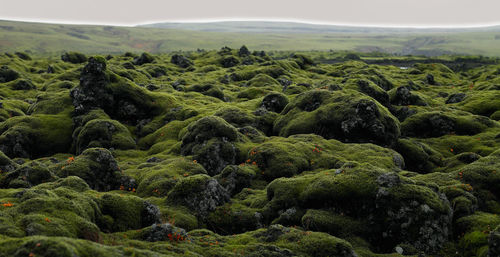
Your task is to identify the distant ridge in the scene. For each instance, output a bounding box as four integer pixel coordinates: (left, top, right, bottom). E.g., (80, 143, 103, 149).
(139, 20, 500, 33)
(2, 19, 500, 56)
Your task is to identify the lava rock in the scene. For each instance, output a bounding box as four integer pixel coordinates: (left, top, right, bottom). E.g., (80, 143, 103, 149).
(133, 52, 154, 65)
(61, 52, 87, 64)
(0, 161, 56, 188)
(445, 93, 466, 104)
(221, 56, 240, 68)
(261, 92, 289, 113)
(167, 174, 230, 216)
(171, 54, 193, 68)
(55, 148, 136, 191)
(70, 57, 112, 115)
(390, 86, 427, 106)
(143, 223, 188, 242)
(181, 116, 239, 175)
(238, 45, 251, 57)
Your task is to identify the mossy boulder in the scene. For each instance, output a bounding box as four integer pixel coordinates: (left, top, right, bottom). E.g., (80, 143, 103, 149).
(180, 116, 240, 175)
(133, 52, 154, 65)
(215, 165, 257, 196)
(490, 225, 500, 257)
(171, 54, 193, 68)
(167, 174, 230, 216)
(0, 65, 20, 83)
(220, 55, 240, 68)
(260, 92, 289, 113)
(0, 114, 73, 158)
(401, 111, 495, 138)
(264, 168, 451, 254)
(135, 157, 207, 197)
(99, 193, 160, 232)
(10, 79, 36, 90)
(0, 150, 18, 173)
(185, 84, 224, 100)
(389, 86, 428, 106)
(394, 138, 443, 173)
(70, 57, 169, 124)
(55, 148, 135, 191)
(0, 161, 57, 188)
(274, 90, 400, 146)
(61, 52, 87, 64)
(74, 119, 136, 154)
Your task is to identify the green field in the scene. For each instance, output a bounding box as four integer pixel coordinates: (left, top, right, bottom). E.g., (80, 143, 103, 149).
(2, 20, 500, 56)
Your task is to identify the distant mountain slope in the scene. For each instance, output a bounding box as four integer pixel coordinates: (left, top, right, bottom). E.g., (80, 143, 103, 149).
(1, 19, 500, 56)
(140, 21, 500, 33)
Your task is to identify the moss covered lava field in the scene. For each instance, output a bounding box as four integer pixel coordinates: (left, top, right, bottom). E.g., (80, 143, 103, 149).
(1, 48, 500, 256)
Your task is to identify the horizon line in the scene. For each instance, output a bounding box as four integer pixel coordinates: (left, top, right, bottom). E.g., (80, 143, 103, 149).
(2, 17, 500, 29)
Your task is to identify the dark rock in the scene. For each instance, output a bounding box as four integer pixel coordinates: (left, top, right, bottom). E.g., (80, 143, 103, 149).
(426, 74, 436, 85)
(215, 165, 255, 196)
(489, 226, 500, 257)
(0, 65, 19, 83)
(14, 52, 31, 60)
(146, 157, 162, 163)
(255, 224, 291, 242)
(0, 161, 56, 188)
(0, 150, 19, 174)
(55, 148, 136, 191)
(46, 65, 55, 74)
(391, 86, 427, 106)
(143, 223, 188, 242)
(11, 79, 35, 90)
(221, 56, 240, 68)
(274, 90, 400, 146)
(146, 84, 160, 91)
(328, 84, 342, 91)
(122, 62, 135, 69)
(456, 152, 481, 163)
(181, 116, 239, 175)
(392, 106, 417, 122)
(437, 92, 448, 98)
(61, 52, 87, 64)
(261, 93, 289, 113)
(142, 201, 162, 226)
(167, 174, 230, 216)
(374, 173, 452, 254)
(133, 52, 154, 65)
(357, 79, 390, 107)
(171, 54, 193, 68)
(70, 57, 112, 115)
(238, 45, 251, 56)
(445, 93, 466, 104)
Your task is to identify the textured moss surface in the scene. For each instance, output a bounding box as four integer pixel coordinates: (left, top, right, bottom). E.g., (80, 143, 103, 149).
(1, 50, 500, 256)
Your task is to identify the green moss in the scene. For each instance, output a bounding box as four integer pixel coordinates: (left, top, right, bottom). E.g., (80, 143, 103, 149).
(75, 119, 136, 154)
(61, 52, 87, 64)
(274, 89, 400, 146)
(0, 114, 73, 158)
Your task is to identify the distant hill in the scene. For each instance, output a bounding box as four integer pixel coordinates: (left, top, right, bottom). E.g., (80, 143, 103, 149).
(140, 21, 500, 33)
(2, 19, 500, 56)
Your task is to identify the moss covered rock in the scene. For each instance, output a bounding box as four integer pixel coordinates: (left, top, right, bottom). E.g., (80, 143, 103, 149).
(180, 116, 240, 175)
(274, 89, 400, 146)
(55, 148, 135, 191)
(0, 114, 73, 158)
(74, 119, 136, 154)
(167, 174, 230, 216)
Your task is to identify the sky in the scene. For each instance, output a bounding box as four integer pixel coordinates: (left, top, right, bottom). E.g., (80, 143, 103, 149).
(1, 0, 500, 28)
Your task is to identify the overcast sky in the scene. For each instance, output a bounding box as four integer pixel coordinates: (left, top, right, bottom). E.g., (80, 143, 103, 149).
(1, 0, 500, 27)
